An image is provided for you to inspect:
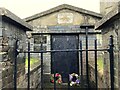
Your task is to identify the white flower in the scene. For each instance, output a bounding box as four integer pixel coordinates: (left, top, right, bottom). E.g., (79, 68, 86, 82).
(75, 74, 78, 77)
(69, 73, 80, 86)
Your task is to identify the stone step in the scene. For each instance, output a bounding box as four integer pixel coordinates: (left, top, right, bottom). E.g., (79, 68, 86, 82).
(42, 74, 88, 89)
(43, 74, 51, 83)
(43, 83, 81, 90)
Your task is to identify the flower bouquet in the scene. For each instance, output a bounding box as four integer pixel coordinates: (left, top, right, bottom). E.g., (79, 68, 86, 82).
(69, 73, 80, 86)
(50, 73, 62, 84)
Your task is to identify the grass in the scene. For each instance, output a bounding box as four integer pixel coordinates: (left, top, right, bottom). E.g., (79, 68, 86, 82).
(97, 56, 103, 71)
(25, 57, 40, 68)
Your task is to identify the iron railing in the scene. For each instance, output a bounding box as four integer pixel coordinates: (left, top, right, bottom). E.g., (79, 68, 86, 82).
(14, 24, 114, 90)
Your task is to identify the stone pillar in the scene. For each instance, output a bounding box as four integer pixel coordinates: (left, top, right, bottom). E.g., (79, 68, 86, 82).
(0, 8, 32, 89)
(0, 24, 27, 89)
(118, 25, 120, 89)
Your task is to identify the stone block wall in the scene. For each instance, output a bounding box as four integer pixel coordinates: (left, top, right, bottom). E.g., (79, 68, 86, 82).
(17, 64, 41, 88)
(79, 34, 102, 76)
(101, 20, 119, 88)
(88, 64, 105, 88)
(28, 26, 51, 74)
(26, 9, 100, 27)
(96, 2, 120, 88)
(25, 5, 102, 76)
(29, 65, 41, 88)
(0, 18, 27, 89)
(0, 16, 41, 89)
(100, 0, 118, 15)
(118, 25, 120, 89)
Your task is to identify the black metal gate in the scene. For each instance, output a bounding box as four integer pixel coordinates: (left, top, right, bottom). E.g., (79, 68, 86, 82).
(14, 25, 114, 90)
(51, 35, 79, 82)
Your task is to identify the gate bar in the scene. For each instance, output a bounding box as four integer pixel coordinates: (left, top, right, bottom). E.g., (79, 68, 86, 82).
(80, 41, 83, 87)
(18, 49, 108, 53)
(54, 72, 56, 90)
(68, 74, 70, 90)
(14, 40, 19, 90)
(94, 39, 98, 89)
(80, 24, 95, 88)
(28, 41, 30, 90)
(53, 52, 56, 90)
(67, 56, 70, 90)
(41, 42, 44, 90)
(85, 26, 89, 88)
(67, 63, 70, 90)
(109, 35, 114, 90)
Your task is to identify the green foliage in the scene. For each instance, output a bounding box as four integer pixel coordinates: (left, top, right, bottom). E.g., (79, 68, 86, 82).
(25, 57, 39, 68)
(97, 56, 103, 70)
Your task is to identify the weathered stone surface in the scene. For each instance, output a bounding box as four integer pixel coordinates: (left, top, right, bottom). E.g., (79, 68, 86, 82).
(0, 8, 32, 31)
(0, 37, 2, 46)
(89, 64, 105, 88)
(0, 29, 2, 37)
(23, 4, 104, 89)
(0, 80, 2, 89)
(95, 2, 120, 88)
(96, 2, 120, 30)
(17, 64, 41, 88)
(24, 4, 102, 22)
(0, 8, 32, 89)
(100, 0, 118, 15)
(2, 46, 10, 53)
(2, 37, 9, 46)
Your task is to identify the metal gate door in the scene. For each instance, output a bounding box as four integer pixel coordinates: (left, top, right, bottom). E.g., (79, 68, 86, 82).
(51, 35, 79, 82)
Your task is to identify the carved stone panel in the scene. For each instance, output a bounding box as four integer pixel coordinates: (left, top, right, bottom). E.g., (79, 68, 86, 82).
(57, 13, 73, 24)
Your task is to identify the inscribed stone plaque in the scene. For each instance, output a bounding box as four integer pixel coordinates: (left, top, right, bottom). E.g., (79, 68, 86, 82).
(58, 13, 73, 24)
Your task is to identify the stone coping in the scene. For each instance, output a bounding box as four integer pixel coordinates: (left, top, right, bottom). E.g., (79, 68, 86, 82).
(89, 63, 103, 77)
(24, 4, 102, 22)
(95, 2, 120, 30)
(26, 63, 41, 75)
(0, 7, 32, 31)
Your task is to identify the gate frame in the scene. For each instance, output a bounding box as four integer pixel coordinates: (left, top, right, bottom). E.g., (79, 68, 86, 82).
(14, 25, 114, 90)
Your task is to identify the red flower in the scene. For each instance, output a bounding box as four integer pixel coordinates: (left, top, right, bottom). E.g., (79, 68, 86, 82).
(58, 79, 62, 83)
(50, 73, 62, 84)
(55, 73, 59, 77)
(51, 80, 54, 83)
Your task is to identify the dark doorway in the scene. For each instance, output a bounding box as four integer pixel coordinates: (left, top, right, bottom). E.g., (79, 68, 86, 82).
(51, 35, 79, 82)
